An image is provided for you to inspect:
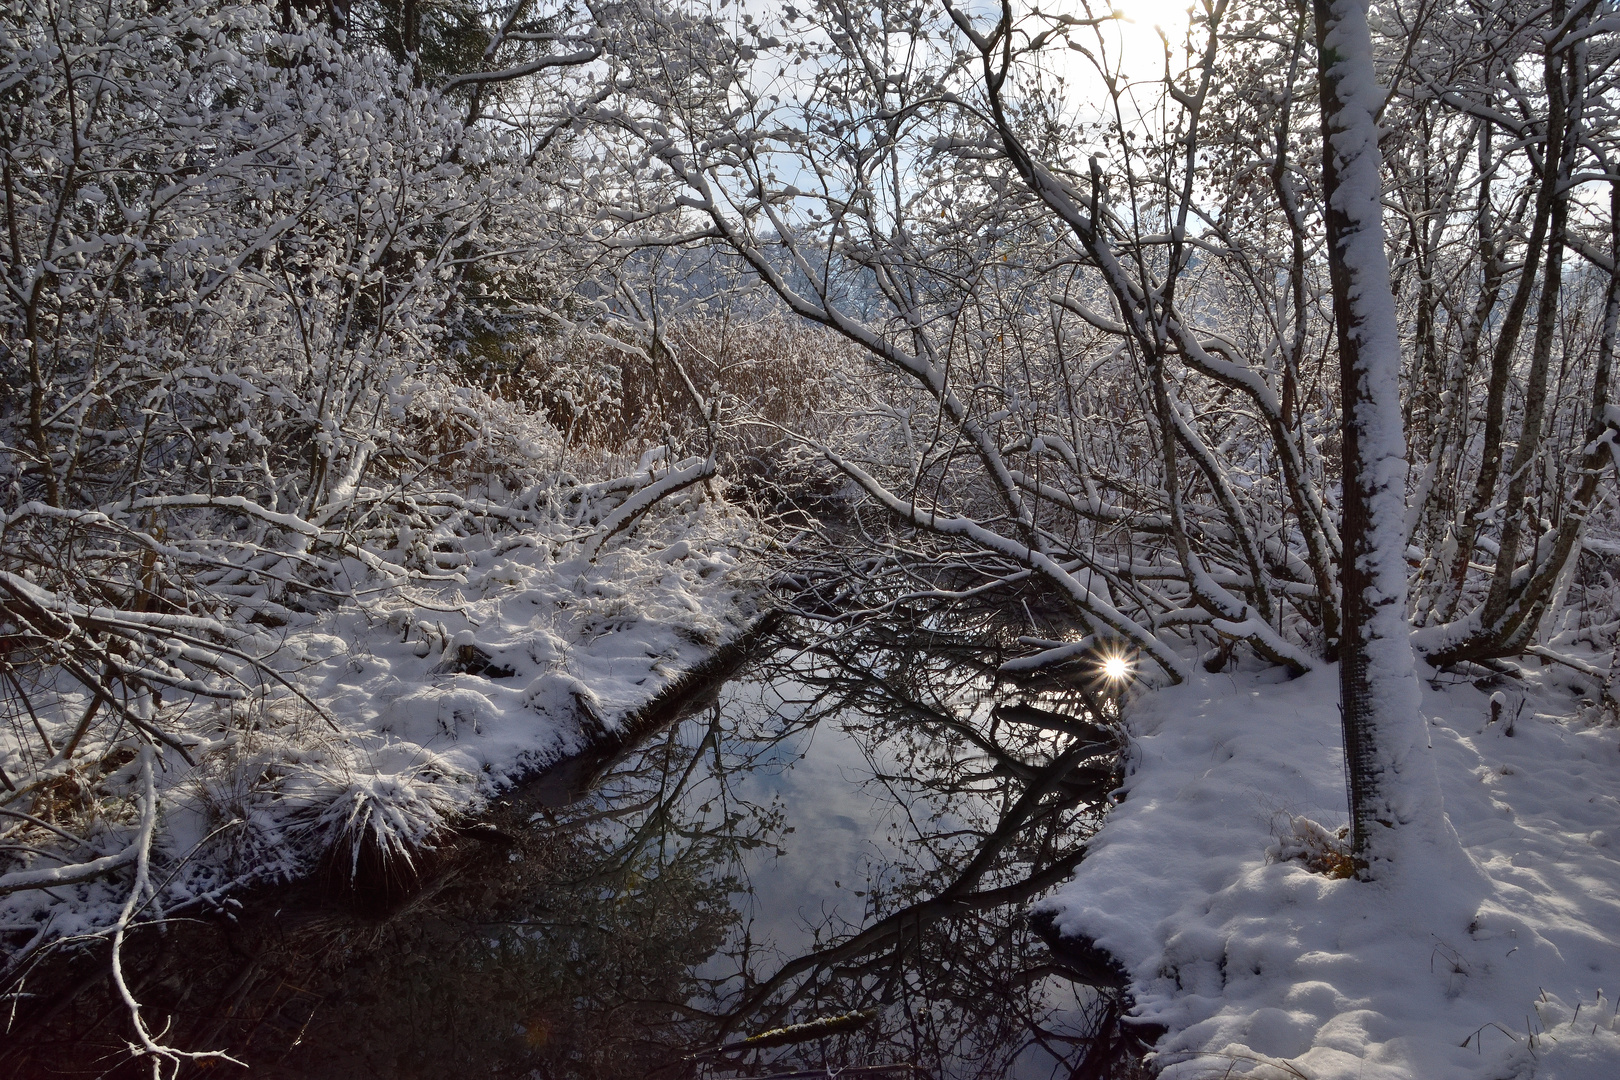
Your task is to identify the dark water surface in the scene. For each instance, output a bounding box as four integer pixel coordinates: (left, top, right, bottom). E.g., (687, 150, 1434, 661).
(3, 626, 1151, 1079)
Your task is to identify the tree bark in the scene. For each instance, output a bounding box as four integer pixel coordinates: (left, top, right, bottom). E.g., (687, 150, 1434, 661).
(1313, 0, 1439, 877)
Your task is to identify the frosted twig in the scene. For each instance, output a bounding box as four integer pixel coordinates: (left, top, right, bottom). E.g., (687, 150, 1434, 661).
(105, 748, 245, 1077)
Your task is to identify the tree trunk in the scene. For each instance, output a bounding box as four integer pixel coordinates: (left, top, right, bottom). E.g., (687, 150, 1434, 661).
(1313, 0, 1441, 878)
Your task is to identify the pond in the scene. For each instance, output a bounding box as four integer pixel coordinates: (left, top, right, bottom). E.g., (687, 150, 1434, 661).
(3, 622, 1153, 1079)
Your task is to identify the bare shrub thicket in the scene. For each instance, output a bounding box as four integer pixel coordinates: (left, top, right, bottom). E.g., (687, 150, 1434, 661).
(583, 0, 1620, 692)
(531, 313, 851, 457)
(573, 0, 1620, 879)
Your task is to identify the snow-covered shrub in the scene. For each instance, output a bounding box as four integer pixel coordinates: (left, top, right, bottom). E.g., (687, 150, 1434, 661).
(0, 0, 569, 618)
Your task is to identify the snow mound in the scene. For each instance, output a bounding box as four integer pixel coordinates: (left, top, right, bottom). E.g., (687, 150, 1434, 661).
(1040, 663, 1620, 1079)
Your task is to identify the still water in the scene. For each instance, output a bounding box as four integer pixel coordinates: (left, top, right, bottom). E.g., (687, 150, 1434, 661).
(6, 625, 1146, 1079)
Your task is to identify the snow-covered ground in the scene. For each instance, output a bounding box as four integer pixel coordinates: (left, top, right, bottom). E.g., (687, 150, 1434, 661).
(1, 491, 765, 952)
(1041, 661, 1620, 1080)
(172, 499, 765, 878)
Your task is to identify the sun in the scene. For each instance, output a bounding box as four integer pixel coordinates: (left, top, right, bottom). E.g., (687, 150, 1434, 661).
(1101, 654, 1130, 681)
(1048, 3, 1198, 85)
(1112, 2, 1200, 77)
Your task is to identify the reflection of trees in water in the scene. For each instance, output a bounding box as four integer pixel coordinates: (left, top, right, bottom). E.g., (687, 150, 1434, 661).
(689, 624, 1130, 1079)
(1, 707, 771, 1079)
(2, 621, 1147, 1079)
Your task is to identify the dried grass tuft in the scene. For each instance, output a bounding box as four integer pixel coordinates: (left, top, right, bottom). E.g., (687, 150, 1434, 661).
(1270, 814, 1356, 880)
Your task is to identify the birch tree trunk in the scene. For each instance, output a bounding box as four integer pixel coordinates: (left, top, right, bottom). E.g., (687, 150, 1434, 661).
(1313, 0, 1443, 878)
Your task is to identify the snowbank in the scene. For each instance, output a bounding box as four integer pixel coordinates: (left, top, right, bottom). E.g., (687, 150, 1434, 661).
(1, 495, 764, 953)
(1040, 662, 1620, 1079)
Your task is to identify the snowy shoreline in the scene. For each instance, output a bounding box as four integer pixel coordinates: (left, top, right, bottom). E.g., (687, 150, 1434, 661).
(516, 606, 787, 807)
(1038, 660, 1620, 1080)
(1, 497, 768, 962)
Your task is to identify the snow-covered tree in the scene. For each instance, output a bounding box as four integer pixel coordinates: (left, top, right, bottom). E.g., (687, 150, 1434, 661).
(1311, 0, 1436, 876)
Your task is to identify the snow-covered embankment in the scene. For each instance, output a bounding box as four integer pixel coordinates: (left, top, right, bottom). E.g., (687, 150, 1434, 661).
(1, 494, 767, 950)
(1040, 664, 1620, 1079)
